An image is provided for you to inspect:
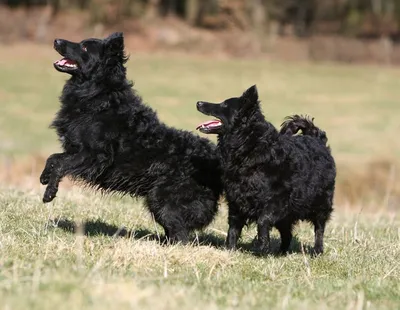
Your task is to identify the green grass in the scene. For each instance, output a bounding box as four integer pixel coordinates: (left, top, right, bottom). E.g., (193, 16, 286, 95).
(0, 189, 399, 309)
(1, 45, 400, 162)
(0, 44, 400, 309)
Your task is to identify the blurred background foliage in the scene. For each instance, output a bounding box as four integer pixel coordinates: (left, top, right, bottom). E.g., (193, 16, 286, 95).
(2, 0, 400, 38)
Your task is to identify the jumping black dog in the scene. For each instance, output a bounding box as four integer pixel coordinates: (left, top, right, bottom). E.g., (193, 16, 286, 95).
(40, 32, 222, 243)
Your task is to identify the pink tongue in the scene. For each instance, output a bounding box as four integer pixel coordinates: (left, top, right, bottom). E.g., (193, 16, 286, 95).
(55, 58, 76, 66)
(56, 59, 67, 65)
(196, 120, 221, 130)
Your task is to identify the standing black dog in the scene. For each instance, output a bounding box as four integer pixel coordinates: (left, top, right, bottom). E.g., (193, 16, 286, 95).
(196, 85, 336, 255)
(40, 32, 222, 243)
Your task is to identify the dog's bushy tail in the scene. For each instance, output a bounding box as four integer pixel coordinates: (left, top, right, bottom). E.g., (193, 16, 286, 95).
(280, 115, 328, 144)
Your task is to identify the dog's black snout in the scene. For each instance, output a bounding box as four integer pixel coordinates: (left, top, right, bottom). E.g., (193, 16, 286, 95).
(197, 101, 204, 109)
(53, 39, 66, 54)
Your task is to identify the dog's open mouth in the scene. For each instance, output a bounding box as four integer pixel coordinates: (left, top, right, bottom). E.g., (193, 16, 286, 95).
(54, 58, 78, 71)
(196, 119, 222, 134)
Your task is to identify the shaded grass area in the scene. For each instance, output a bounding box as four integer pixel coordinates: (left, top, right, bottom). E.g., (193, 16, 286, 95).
(0, 189, 399, 310)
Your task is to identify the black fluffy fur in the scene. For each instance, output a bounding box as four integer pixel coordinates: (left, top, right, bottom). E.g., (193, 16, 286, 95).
(40, 32, 222, 243)
(196, 85, 336, 255)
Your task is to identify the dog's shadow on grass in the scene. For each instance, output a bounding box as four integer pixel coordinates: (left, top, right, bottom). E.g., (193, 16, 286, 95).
(49, 218, 227, 246)
(232, 235, 311, 257)
(49, 218, 313, 256)
(198, 233, 315, 257)
(49, 218, 162, 242)
(50, 217, 229, 247)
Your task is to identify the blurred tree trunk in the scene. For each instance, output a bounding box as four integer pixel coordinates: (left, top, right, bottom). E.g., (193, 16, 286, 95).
(78, 0, 90, 9)
(160, 0, 177, 16)
(185, 0, 199, 25)
(251, 0, 267, 30)
(250, 0, 269, 51)
(195, 0, 208, 26)
(145, 0, 161, 20)
(50, 0, 60, 17)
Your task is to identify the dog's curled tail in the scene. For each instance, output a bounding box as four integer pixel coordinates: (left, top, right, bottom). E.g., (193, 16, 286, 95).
(280, 115, 328, 144)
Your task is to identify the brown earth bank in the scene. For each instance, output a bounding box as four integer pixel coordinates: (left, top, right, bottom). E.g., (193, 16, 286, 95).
(1, 154, 399, 211)
(2, 5, 400, 65)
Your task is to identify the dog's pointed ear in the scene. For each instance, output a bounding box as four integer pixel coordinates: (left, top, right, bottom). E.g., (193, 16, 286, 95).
(242, 85, 259, 104)
(105, 32, 124, 55)
(103, 32, 128, 85)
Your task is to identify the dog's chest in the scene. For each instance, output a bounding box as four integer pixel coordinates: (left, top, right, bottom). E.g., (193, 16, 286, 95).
(53, 107, 96, 151)
(223, 166, 260, 201)
(221, 155, 277, 215)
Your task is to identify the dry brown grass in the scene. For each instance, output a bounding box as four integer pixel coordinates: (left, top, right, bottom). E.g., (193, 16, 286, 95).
(0, 154, 73, 190)
(336, 159, 400, 209)
(1, 155, 399, 211)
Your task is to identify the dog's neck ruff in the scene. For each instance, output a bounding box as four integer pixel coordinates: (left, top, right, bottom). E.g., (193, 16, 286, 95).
(217, 112, 278, 154)
(64, 75, 132, 100)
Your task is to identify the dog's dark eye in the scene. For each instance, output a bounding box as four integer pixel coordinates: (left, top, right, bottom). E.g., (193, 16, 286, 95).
(82, 45, 87, 52)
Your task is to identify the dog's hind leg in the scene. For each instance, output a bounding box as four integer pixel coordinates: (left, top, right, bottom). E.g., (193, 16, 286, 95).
(158, 212, 190, 245)
(147, 198, 190, 245)
(166, 226, 190, 245)
(147, 183, 218, 245)
(275, 219, 294, 254)
(312, 216, 329, 256)
(311, 195, 333, 256)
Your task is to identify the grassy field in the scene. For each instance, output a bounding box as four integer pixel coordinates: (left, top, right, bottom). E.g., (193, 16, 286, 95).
(0, 189, 399, 309)
(0, 43, 399, 309)
(1, 44, 400, 161)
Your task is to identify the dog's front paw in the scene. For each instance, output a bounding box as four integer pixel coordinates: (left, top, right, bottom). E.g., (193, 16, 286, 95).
(40, 162, 55, 185)
(251, 240, 270, 256)
(40, 170, 51, 185)
(43, 186, 58, 203)
(225, 244, 237, 251)
(278, 247, 289, 256)
(311, 246, 323, 258)
(225, 239, 239, 251)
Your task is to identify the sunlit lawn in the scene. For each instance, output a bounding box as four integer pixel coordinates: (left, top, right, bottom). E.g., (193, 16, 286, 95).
(0, 43, 399, 310)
